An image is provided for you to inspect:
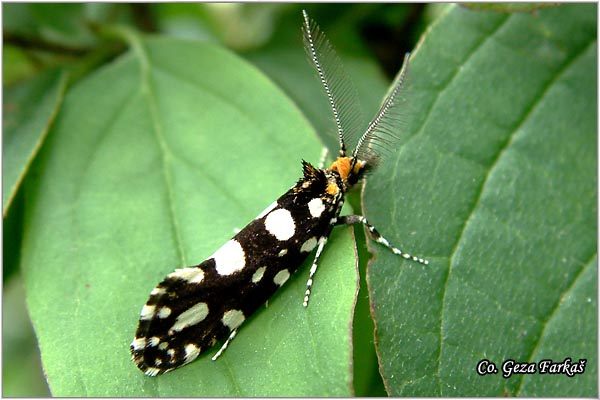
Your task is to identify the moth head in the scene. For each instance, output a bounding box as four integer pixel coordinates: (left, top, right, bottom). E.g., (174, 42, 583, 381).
(328, 156, 371, 190)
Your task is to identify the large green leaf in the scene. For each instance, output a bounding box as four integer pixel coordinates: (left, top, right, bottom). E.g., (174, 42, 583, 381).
(364, 4, 596, 397)
(22, 35, 358, 396)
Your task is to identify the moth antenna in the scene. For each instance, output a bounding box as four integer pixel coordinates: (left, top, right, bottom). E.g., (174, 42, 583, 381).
(352, 53, 411, 168)
(302, 10, 362, 158)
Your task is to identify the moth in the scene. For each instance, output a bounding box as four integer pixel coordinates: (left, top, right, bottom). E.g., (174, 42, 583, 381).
(131, 10, 428, 376)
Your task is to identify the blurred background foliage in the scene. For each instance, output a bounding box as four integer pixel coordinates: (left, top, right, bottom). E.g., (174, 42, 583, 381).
(3, 3, 445, 396)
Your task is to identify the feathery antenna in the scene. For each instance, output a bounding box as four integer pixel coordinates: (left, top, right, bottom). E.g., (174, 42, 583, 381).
(352, 53, 411, 168)
(302, 10, 362, 158)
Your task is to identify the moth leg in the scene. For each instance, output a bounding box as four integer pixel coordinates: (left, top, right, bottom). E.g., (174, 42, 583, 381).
(336, 215, 429, 265)
(303, 237, 328, 307)
(211, 328, 238, 361)
(318, 147, 329, 169)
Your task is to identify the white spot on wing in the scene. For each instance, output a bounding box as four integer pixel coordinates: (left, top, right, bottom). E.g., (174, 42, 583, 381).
(170, 302, 209, 333)
(151, 287, 166, 296)
(212, 239, 246, 275)
(300, 237, 317, 253)
(278, 248, 288, 257)
(140, 304, 156, 320)
(252, 266, 266, 283)
(273, 269, 290, 286)
(222, 309, 245, 330)
(308, 198, 325, 218)
(157, 306, 172, 319)
(265, 208, 295, 240)
(131, 337, 146, 350)
(168, 267, 205, 284)
(184, 343, 201, 363)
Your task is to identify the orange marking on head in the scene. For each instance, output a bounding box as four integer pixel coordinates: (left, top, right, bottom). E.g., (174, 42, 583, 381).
(330, 157, 352, 180)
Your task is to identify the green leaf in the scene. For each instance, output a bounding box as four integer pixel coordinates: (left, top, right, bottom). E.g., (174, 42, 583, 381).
(3, 68, 68, 215)
(22, 36, 358, 396)
(364, 4, 596, 397)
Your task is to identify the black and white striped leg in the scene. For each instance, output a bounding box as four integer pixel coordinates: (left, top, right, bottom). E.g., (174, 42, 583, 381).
(336, 215, 429, 265)
(211, 328, 238, 361)
(303, 237, 328, 307)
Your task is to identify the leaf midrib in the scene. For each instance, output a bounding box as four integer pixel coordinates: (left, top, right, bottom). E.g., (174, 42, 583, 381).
(121, 30, 188, 269)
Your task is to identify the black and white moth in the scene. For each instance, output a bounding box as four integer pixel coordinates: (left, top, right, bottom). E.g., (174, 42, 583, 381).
(131, 10, 428, 377)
